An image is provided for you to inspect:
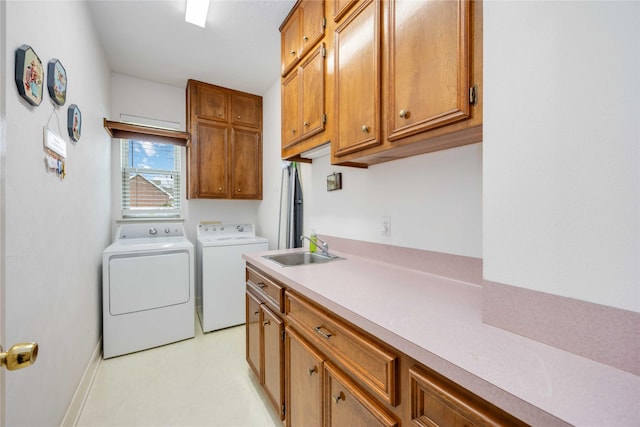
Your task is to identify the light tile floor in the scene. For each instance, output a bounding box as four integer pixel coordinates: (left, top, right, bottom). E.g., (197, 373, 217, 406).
(76, 322, 281, 427)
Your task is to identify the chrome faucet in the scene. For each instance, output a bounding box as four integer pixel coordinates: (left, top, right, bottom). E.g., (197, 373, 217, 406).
(300, 235, 330, 256)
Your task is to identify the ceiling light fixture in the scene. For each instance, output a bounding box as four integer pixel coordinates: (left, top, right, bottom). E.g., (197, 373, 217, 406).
(185, 0, 210, 28)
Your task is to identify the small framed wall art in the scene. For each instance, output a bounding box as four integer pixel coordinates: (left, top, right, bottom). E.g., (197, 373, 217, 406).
(67, 104, 81, 142)
(15, 44, 44, 106)
(47, 59, 67, 106)
(327, 172, 342, 191)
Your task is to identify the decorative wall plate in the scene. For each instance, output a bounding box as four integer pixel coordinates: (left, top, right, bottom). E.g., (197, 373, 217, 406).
(47, 59, 67, 106)
(15, 44, 44, 106)
(67, 104, 81, 142)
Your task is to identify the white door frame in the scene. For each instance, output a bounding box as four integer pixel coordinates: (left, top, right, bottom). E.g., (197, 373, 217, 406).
(0, 0, 7, 424)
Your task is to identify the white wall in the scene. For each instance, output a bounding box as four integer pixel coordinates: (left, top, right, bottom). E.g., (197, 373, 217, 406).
(4, 1, 112, 424)
(109, 73, 259, 244)
(307, 145, 483, 257)
(483, 1, 640, 312)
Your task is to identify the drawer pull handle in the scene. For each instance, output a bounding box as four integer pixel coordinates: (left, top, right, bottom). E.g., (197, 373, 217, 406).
(263, 320, 270, 326)
(332, 392, 344, 404)
(253, 311, 259, 316)
(314, 326, 332, 339)
(308, 367, 317, 376)
(257, 282, 267, 289)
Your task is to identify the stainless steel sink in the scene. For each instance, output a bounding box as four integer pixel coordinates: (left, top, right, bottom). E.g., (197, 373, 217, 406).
(262, 252, 344, 267)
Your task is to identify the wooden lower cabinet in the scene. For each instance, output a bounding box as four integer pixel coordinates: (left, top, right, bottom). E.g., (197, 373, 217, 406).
(245, 280, 285, 420)
(285, 327, 324, 427)
(246, 264, 528, 427)
(325, 361, 398, 427)
(246, 291, 261, 378)
(262, 304, 284, 417)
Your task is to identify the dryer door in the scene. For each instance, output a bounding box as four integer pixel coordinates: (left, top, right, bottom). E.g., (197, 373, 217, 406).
(109, 251, 190, 315)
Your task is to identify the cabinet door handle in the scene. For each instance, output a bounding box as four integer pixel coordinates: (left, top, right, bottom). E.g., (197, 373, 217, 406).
(304, 122, 310, 127)
(290, 50, 296, 55)
(399, 109, 410, 119)
(263, 320, 270, 326)
(218, 187, 223, 191)
(314, 326, 332, 339)
(292, 129, 296, 134)
(253, 311, 259, 316)
(303, 35, 309, 41)
(217, 112, 222, 117)
(361, 125, 369, 133)
(237, 115, 241, 119)
(237, 188, 241, 193)
(332, 392, 344, 404)
(308, 367, 317, 376)
(257, 282, 267, 289)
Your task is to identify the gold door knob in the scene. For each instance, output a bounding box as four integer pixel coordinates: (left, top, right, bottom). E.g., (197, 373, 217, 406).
(292, 129, 296, 134)
(218, 187, 223, 191)
(237, 115, 241, 119)
(399, 109, 409, 118)
(237, 188, 241, 193)
(1, 342, 38, 371)
(217, 112, 222, 117)
(290, 50, 296, 55)
(361, 125, 369, 133)
(303, 35, 309, 41)
(304, 122, 310, 127)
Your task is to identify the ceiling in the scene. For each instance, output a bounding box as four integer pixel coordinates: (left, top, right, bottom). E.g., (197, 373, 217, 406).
(87, 0, 296, 96)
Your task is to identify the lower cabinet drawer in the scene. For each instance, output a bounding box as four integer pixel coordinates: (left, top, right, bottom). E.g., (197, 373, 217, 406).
(409, 365, 529, 427)
(246, 266, 284, 312)
(285, 291, 398, 406)
(325, 361, 398, 427)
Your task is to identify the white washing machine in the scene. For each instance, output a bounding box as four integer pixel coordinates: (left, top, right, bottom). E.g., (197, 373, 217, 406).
(197, 223, 268, 332)
(102, 223, 194, 358)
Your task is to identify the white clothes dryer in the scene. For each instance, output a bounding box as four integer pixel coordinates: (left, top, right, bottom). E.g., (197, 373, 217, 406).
(197, 223, 268, 333)
(102, 223, 194, 358)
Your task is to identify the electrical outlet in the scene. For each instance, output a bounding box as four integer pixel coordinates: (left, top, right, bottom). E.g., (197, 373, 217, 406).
(381, 217, 391, 236)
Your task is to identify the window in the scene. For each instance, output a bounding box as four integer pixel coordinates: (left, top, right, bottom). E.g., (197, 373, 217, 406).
(121, 139, 181, 217)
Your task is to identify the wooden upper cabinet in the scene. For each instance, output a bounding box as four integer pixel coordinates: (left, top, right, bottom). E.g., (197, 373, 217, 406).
(334, 0, 381, 157)
(281, 0, 325, 77)
(195, 84, 228, 122)
(300, 43, 326, 141)
(333, 0, 358, 22)
(282, 43, 326, 150)
(230, 128, 262, 199)
(282, 70, 300, 148)
(387, 0, 471, 142)
(186, 79, 262, 199)
(281, 10, 302, 76)
(231, 93, 261, 129)
(300, 0, 325, 57)
(192, 121, 228, 198)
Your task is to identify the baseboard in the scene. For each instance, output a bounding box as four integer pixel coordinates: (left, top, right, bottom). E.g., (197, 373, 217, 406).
(60, 338, 102, 427)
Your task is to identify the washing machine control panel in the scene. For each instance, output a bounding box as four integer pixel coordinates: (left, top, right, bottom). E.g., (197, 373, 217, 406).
(198, 223, 255, 237)
(116, 223, 185, 240)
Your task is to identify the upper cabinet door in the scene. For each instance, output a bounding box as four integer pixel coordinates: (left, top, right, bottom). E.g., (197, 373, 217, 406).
(196, 84, 228, 122)
(299, 0, 325, 58)
(300, 43, 326, 141)
(334, 0, 381, 157)
(231, 93, 262, 129)
(194, 122, 229, 198)
(332, 0, 357, 22)
(281, 10, 301, 76)
(230, 128, 262, 200)
(387, 0, 471, 142)
(282, 70, 300, 149)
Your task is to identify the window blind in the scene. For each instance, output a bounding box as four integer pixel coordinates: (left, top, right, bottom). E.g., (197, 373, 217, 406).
(121, 139, 181, 217)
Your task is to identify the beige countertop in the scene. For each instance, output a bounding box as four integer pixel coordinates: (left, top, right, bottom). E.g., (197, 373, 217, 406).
(243, 248, 640, 427)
